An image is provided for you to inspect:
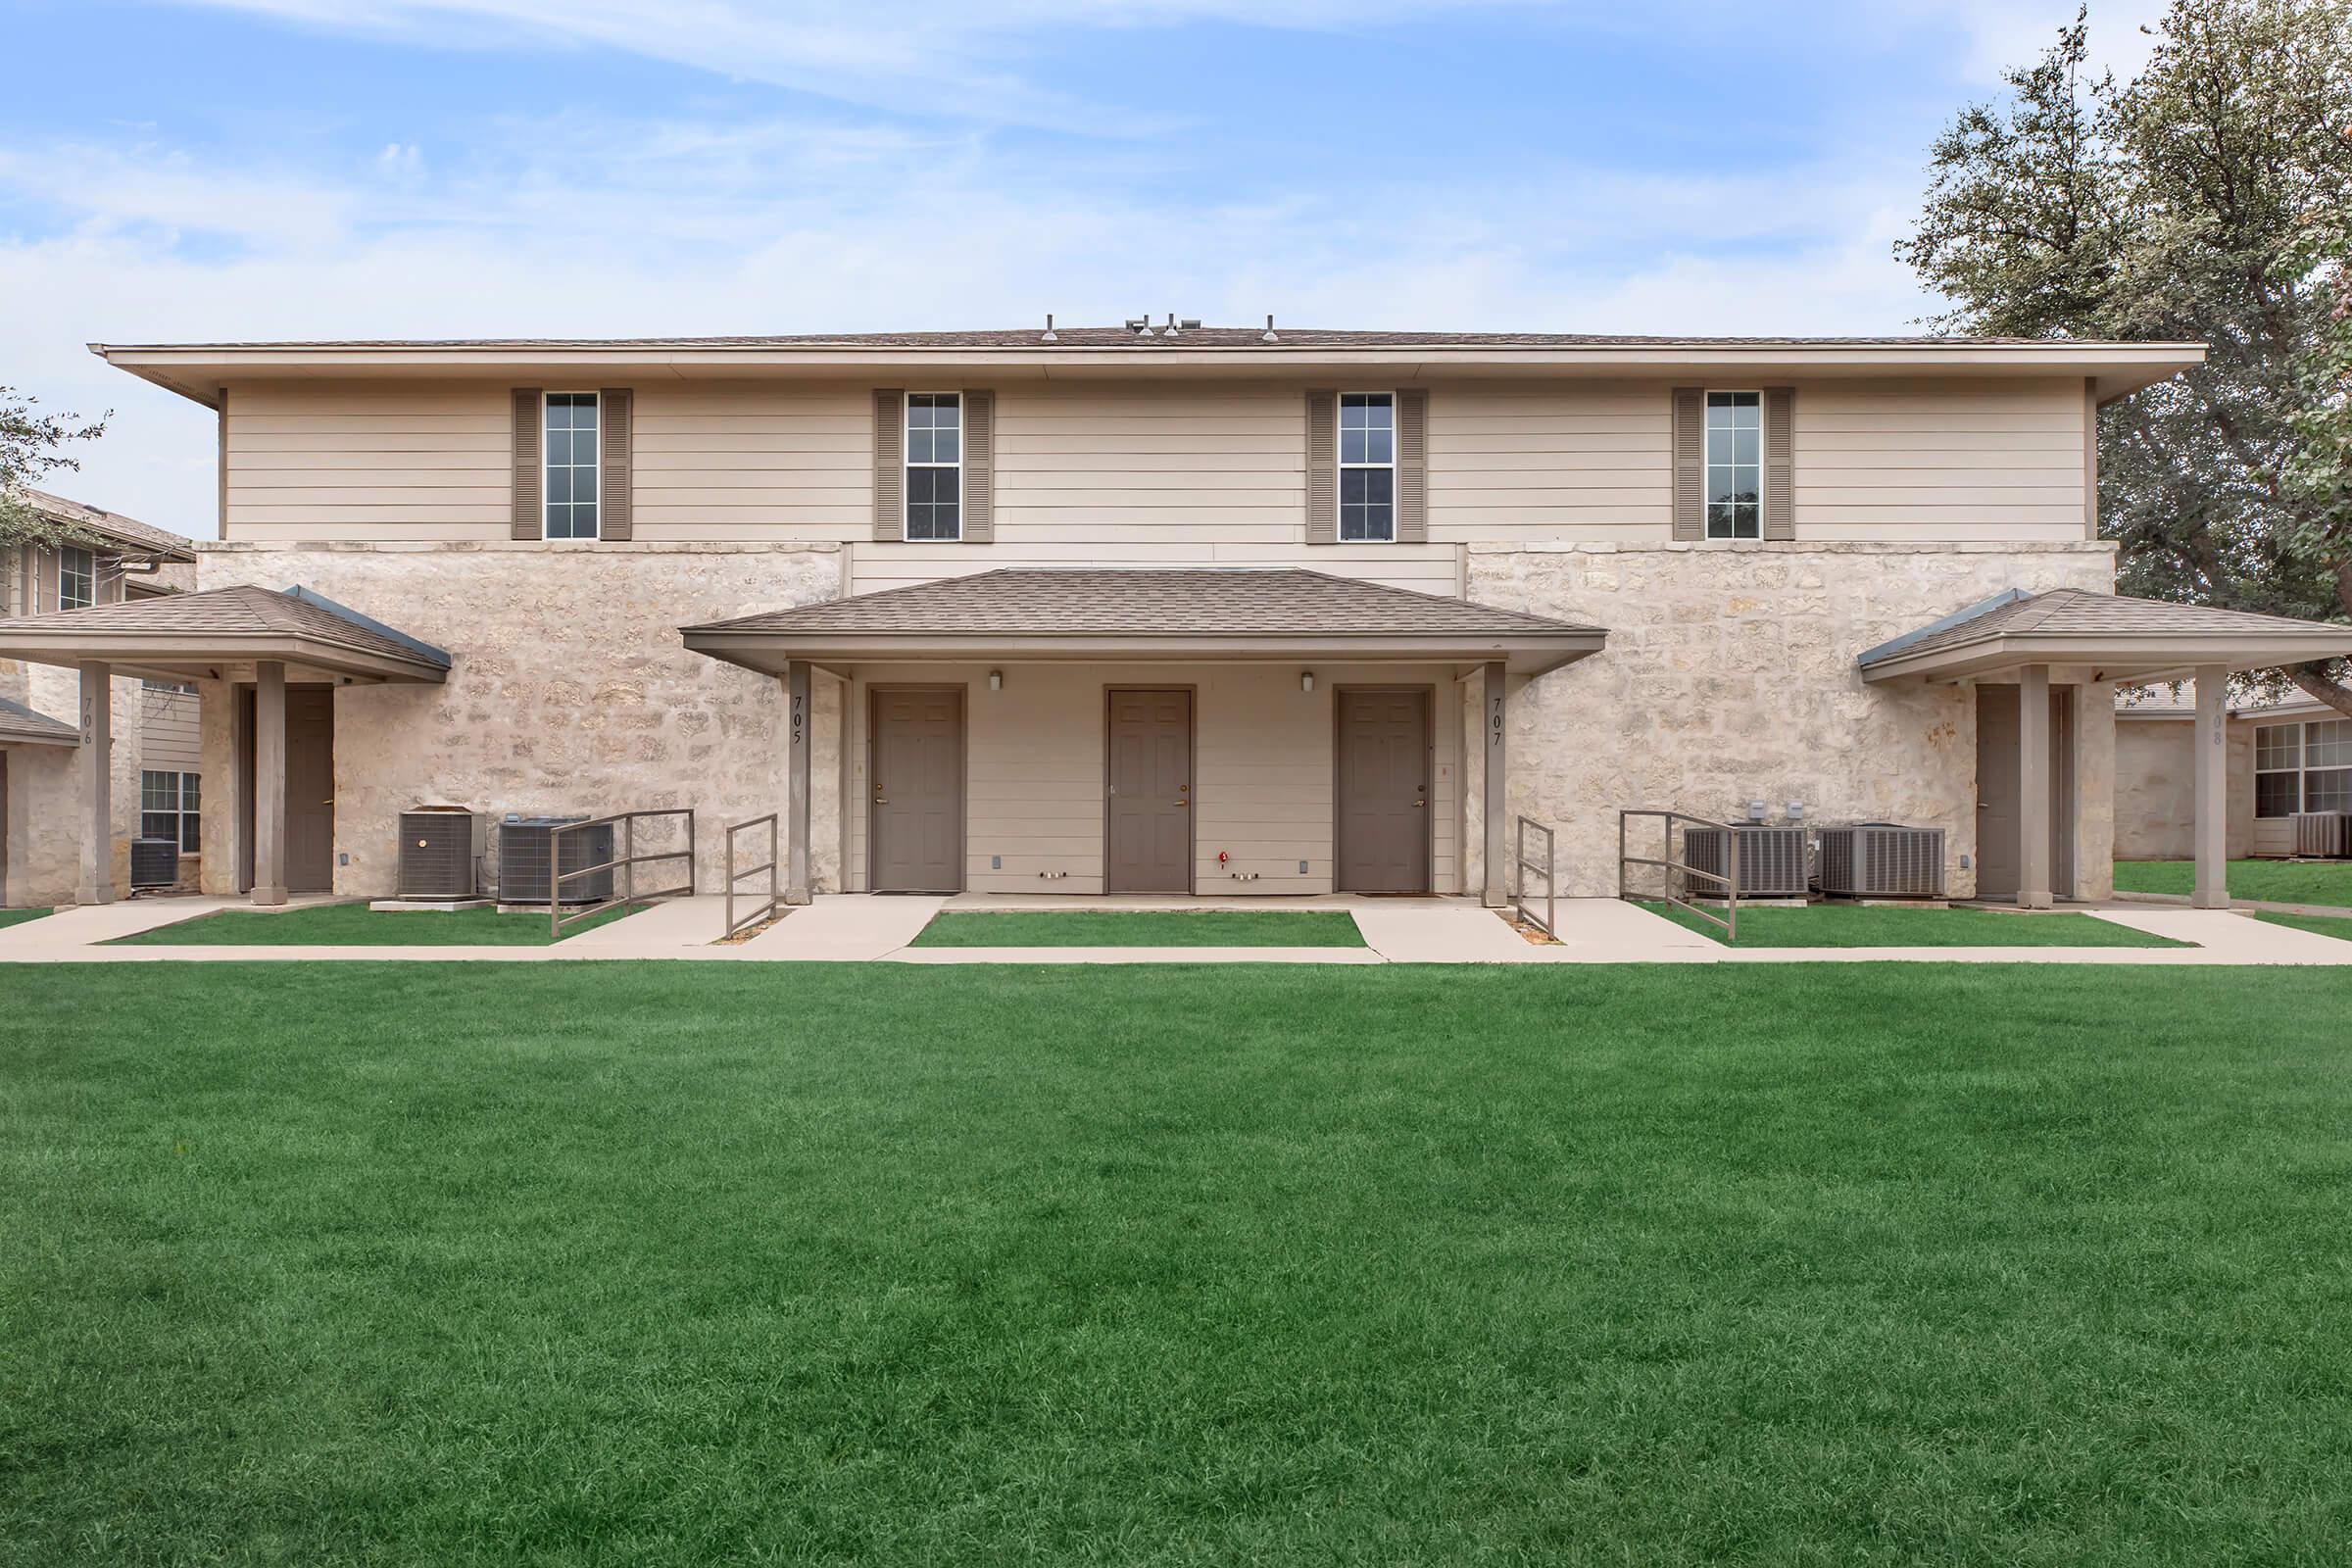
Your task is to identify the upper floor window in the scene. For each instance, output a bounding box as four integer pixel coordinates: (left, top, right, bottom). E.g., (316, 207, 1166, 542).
(544, 392, 600, 540)
(1705, 391, 1761, 540)
(58, 545, 95, 610)
(2254, 718, 2351, 816)
(1339, 392, 1396, 542)
(906, 393, 962, 541)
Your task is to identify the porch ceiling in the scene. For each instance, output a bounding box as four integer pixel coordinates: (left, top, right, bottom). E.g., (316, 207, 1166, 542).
(0, 584, 451, 685)
(681, 567, 1607, 678)
(1858, 588, 2352, 685)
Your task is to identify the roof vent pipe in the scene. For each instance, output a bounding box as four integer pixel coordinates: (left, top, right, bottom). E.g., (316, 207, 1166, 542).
(1261, 314, 1279, 343)
(1041, 313, 1057, 343)
(1125, 316, 1153, 335)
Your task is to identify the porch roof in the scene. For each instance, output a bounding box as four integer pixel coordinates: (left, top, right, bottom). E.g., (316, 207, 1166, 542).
(681, 567, 1607, 677)
(0, 696, 78, 748)
(1857, 588, 2352, 685)
(0, 584, 451, 684)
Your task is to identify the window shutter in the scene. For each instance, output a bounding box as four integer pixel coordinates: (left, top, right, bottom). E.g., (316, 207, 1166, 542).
(1396, 388, 1428, 543)
(1671, 387, 1704, 542)
(873, 389, 905, 541)
(1305, 389, 1337, 545)
(1762, 385, 1795, 541)
(598, 388, 633, 541)
(512, 387, 544, 541)
(962, 390, 994, 544)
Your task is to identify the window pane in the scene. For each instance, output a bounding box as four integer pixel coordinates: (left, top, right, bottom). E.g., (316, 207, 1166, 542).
(142, 770, 175, 811)
(180, 813, 202, 853)
(1733, 504, 1761, 539)
(2308, 720, 2351, 768)
(142, 811, 177, 841)
(1364, 427, 1394, 464)
(543, 394, 599, 540)
(181, 774, 200, 810)
(1341, 468, 1368, 505)
(2256, 725, 2301, 768)
(1360, 469, 1394, 506)
(2255, 771, 2301, 817)
(2307, 769, 2352, 812)
(1340, 428, 1366, 465)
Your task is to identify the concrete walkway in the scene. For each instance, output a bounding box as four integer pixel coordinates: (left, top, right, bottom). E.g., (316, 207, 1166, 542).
(1, 892, 2348, 966)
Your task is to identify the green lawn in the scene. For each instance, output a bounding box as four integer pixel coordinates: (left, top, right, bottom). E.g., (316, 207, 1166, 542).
(910, 909, 1367, 948)
(1642, 901, 2190, 949)
(2114, 858, 2352, 908)
(2257, 909, 2352, 944)
(6, 963, 2351, 1564)
(0, 907, 50, 931)
(110, 901, 647, 946)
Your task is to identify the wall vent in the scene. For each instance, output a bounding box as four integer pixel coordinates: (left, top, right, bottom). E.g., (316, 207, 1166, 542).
(2293, 811, 2352, 859)
(496, 815, 615, 905)
(1816, 823, 1946, 898)
(398, 808, 485, 899)
(129, 837, 180, 891)
(1682, 825, 1808, 899)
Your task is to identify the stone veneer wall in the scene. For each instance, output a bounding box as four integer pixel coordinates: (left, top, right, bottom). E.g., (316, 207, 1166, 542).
(1461, 540, 2121, 901)
(195, 542, 845, 899)
(2112, 718, 2256, 861)
(3, 662, 146, 906)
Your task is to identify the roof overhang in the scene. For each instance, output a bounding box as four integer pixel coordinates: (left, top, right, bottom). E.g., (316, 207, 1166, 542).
(1862, 630, 2352, 687)
(93, 340, 2205, 407)
(683, 628, 1606, 680)
(0, 630, 446, 685)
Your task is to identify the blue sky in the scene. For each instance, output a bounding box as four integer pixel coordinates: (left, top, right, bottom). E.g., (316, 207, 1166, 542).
(0, 0, 2165, 535)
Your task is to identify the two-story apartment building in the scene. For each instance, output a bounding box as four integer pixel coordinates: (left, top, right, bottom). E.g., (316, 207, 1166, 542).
(2, 490, 199, 906)
(6, 324, 2350, 913)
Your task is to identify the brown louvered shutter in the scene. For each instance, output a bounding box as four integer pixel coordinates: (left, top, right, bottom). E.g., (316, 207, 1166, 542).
(1305, 390, 1338, 544)
(1396, 388, 1428, 543)
(512, 388, 544, 540)
(598, 388, 632, 541)
(873, 389, 905, 541)
(961, 390, 994, 543)
(1670, 387, 1704, 541)
(1762, 385, 1795, 541)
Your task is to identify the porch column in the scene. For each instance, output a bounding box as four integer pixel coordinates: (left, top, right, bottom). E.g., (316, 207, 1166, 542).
(784, 660, 811, 906)
(76, 661, 112, 906)
(2017, 663, 2053, 908)
(1482, 661, 1507, 908)
(253, 660, 288, 906)
(2191, 662, 2230, 908)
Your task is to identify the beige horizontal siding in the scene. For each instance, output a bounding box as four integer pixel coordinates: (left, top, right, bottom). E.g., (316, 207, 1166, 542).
(1428, 382, 1671, 540)
(227, 381, 512, 542)
(1796, 377, 2084, 539)
(843, 662, 1459, 896)
(140, 686, 202, 771)
(993, 383, 1303, 544)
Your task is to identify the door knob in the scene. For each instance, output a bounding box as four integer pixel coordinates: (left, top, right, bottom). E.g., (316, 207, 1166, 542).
(1173, 800, 1188, 808)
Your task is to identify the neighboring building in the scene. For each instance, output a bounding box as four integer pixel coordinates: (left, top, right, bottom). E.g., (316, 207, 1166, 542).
(0, 489, 199, 905)
(2117, 683, 2351, 860)
(4, 324, 2351, 912)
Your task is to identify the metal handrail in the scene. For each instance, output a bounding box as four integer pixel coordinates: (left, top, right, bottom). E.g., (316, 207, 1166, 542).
(723, 813, 781, 940)
(1618, 808, 1739, 942)
(549, 808, 697, 939)
(1512, 814, 1556, 936)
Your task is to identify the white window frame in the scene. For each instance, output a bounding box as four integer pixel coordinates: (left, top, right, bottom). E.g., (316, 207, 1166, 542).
(140, 769, 201, 853)
(58, 545, 95, 610)
(2253, 716, 2352, 817)
(1703, 389, 1764, 542)
(543, 391, 602, 542)
(904, 391, 963, 543)
(1337, 390, 1397, 544)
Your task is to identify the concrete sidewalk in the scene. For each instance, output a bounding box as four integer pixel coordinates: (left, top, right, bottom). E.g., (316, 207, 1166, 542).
(1, 893, 2348, 966)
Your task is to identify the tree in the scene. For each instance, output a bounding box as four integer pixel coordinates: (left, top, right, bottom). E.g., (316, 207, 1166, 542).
(1896, 0, 2352, 715)
(0, 386, 111, 550)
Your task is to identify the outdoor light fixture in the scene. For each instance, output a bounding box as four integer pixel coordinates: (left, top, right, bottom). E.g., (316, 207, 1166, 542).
(988, 669, 1004, 691)
(1300, 671, 1315, 694)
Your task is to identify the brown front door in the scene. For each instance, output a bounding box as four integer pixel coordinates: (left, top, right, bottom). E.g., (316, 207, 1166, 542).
(1336, 688, 1431, 893)
(285, 685, 335, 895)
(1975, 683, 2075, 901)
(870, 686, 963, 892)
(1105, 688, 1192, 893)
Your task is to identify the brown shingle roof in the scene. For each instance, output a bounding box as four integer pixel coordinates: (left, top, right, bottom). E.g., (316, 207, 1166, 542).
(0, 583, 449, 668)
(96, 326, 2176, 352)
(685, 568, 1602, 639)
(0, 695, 79, 747)
(14, 487, 196, 560)
(1862, 588, 2352, 666)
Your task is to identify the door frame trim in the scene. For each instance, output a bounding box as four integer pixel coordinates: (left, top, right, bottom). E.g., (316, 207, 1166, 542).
(864, 682, 967, 894)
(1102, 684, 1197, 895)
(1332, 683, 1435, 895)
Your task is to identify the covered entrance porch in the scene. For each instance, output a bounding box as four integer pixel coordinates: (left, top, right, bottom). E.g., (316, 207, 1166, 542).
(684, 568, 1605, 906)
(0, 584, 450, 906)
(1862, 588, 2352, 907)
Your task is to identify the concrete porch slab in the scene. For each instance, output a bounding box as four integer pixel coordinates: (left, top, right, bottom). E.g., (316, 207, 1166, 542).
(737, 894, 942, 960)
